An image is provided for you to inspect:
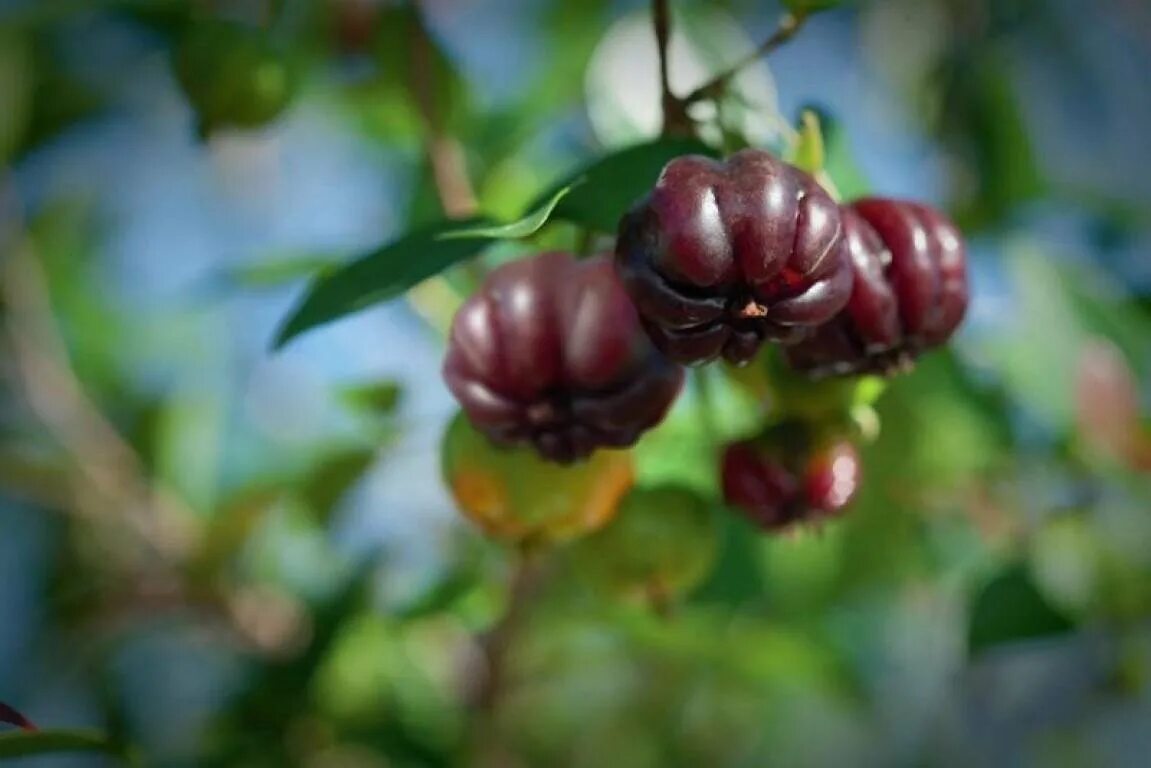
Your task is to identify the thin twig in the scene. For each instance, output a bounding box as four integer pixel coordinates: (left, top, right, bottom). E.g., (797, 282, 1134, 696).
(0, 188, 302, 658)
(653, 0, 674, 101)
(0, 189, 195, 571)
(0, 451, 74, 509)
(407, 10, 478, 220)
(680, 11, 807, 107)
(469, 550, 542, 713)
(653, 0, 694, 137)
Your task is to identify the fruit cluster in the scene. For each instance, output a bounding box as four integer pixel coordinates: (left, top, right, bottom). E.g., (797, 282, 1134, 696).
(441, 146, 968, 559)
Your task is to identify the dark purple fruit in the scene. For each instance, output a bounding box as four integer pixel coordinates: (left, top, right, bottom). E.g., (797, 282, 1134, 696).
(443, 252, 684, 464)
(615, 149, 853, 366)
(721, 437, 861, 532)
(784, 198, 968, 378)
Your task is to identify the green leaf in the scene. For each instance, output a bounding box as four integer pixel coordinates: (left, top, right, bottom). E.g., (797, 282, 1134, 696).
(796, 103, 871, 199)
(969, 563, 1076, 656)
(392, 564, 481, 622)
(0, 729, 123, 759)
(783, 0, 844, 15)
(223, 255, 339, 289)
(272, 217, 494, 349)
(273, 138, 718, 348)
(438, 185, 574, 241)
(339, 380, 404, 417)
(191, 486, 285, 583)
(0, 31, 33, 166)
(690, 515, 767, 612)
(205, 558, 382, 764)
(536, 137, 717, 233)
(788, 109, 825, 175)
(938, 50, 1044, 228)
(301, 448, 377, 524)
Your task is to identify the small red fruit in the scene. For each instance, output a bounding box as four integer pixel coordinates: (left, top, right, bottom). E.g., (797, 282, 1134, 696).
(721, 437, 861, 532)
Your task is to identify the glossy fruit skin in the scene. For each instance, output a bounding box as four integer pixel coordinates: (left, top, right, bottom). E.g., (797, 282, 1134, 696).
(441, 412, 633, 545)
(173, 19, 299, 135)
(721, 437, 861, 532)
(784, 198, 968, 378)
(615, 149, 853, 366)
(571, 485, 718, 600)
(443, 252, 684, 464)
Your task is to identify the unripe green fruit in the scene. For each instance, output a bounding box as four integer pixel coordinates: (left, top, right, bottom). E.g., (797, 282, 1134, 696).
(571, 485, 718, 602)
(441, 412, 634, 546)
(173, 19, 300, 135)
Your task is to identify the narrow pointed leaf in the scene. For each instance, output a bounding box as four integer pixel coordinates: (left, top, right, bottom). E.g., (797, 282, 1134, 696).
(534, 137, 717, 232)
(788, 109, 826, 175)
(969, 563, 1076, 656)
(438, 185, 574, 240)
(0, 729, 122, 759)
(273, 138, 717, 349)
(273, 217, 494, 349)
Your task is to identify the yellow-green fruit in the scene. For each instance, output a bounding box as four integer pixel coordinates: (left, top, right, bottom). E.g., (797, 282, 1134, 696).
(441, 412, 634, 545)
(173, 19, 300, 135)
(572, 485, 718, 600)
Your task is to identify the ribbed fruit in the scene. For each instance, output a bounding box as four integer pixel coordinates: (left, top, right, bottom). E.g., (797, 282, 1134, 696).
(721, 437, 861, 532)
(615, 149, 853, 366)
(784, 198, 968, 378)
(443, 252, 684, 464)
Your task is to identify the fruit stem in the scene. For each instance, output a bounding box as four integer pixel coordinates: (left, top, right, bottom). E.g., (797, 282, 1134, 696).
(652, 0, 696, 137)
(406, 9, 479, 221)
(404, 7, 485, 288)
(680, 11, 808, 107)
(653, 0, 673, 107)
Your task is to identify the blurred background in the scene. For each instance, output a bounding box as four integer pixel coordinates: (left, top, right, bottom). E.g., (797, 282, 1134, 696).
(1, 0, 1150, 765)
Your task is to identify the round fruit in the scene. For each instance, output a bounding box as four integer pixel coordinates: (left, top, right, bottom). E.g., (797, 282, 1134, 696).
(441, 411, 633, 545)
(721, 436, 861, 532)
(173, 19, 300, 135)
(443, 252, 684, 464)
(615, 148, 853, 366)
(784, 198, 968, 378)
(571, 485, 718, 601)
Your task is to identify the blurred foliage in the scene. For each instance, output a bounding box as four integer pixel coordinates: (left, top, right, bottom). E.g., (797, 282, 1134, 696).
(0, 0, 1150, 766)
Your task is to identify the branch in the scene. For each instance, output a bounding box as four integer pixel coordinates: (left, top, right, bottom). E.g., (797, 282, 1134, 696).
(653, 0, 673, 102)
(468, 551, 542, 712)
(0, 191, 195, 572)
(653, 0, 694, 137)
(0, 450, 74, 509)
(407, 10, 478, 220)
(680, 11, 806, 107)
